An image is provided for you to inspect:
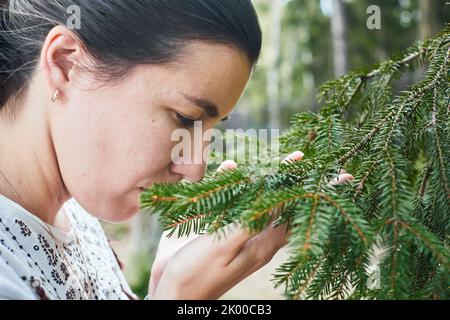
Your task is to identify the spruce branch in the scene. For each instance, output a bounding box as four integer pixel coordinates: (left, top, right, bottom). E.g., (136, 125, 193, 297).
(140, 26, 450, 299)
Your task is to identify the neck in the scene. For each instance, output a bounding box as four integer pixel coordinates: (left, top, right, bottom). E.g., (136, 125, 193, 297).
(0, 93, 71, 228)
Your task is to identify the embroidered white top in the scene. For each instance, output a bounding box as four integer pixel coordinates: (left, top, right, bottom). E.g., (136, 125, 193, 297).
(0, 194, 137, 300)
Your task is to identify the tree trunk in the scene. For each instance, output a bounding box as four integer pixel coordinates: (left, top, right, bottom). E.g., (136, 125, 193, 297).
(130, 213, 161, 259)
(267, 0, 282, 130)
(419, 0, 436, 41)
(414, 0, 437, 83)
(331, 0, 348, 77)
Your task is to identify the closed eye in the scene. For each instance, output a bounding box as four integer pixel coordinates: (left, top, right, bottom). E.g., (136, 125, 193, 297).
(176, 112, 198, 128)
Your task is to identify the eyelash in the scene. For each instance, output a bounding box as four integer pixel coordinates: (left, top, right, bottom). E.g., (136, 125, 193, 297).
(176, 112, 197, 128)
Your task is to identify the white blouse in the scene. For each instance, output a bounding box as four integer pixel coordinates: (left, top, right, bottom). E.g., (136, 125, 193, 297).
(0, 194, 137, 300)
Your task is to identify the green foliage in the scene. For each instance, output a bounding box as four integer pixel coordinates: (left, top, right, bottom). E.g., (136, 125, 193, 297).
(140, 27, 450, 300)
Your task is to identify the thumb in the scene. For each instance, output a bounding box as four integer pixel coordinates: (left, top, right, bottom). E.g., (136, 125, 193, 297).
(216, 159, 238, 173)
(329, 173, 354, 186)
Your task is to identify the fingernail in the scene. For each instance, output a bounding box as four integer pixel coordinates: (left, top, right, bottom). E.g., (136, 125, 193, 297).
(290, 151, 304, 160)
(282, 151, 304, 164)
(339, 174, 354, 182)
(217, 159, 237, 173)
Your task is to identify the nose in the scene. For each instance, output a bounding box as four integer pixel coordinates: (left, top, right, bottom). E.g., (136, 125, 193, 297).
(170, 139, 210, 183)
(171, 162, 207, 183)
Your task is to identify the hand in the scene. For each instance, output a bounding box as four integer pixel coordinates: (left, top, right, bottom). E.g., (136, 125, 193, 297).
(148, 151, 353, 299)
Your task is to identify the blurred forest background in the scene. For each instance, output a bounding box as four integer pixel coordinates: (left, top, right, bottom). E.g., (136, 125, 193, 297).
(103, 0, 449, 299)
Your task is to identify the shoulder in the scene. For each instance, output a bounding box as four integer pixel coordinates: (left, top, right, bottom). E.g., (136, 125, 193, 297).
(0, 243, 36, 299)
(0, 198, 37, 299)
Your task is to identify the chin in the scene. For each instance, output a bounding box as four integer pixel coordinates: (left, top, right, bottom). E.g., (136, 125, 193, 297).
(97, 197, 141, 223)
(82, 188, 143, 223)
(100, 206, 140, 223)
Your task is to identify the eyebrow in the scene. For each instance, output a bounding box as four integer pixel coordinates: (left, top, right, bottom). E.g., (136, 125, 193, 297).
(181, 93, 230, 121)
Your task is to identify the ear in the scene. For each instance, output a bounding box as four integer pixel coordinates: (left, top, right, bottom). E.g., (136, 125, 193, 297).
(39, 26, 86, 102)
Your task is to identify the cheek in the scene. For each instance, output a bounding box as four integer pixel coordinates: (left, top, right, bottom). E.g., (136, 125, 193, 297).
(53, 101, 177, 222)
(93, 127, 177, 222)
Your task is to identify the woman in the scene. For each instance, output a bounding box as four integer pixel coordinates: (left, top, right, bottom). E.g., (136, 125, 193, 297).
(0, 0, 353, 299)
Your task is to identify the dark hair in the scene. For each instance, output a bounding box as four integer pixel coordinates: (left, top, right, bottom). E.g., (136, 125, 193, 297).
(0, 0, 262, 108)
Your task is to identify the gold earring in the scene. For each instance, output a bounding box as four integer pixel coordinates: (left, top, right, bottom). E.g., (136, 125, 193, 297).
(51, 89, 60, 103)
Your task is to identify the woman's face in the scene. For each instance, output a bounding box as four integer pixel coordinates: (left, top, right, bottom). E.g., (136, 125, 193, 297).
(51, 42, 251, 222)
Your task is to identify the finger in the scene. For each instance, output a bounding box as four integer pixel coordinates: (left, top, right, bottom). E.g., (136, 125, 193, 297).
(216, 159, 237, 173)
(158, 230, 202, 257)
(222, 209, 288, 268)
(216, 151, 304, 284)
(149, 231, 201, 296)
(281, 150, 304, 164)
(212, 223, 256, 259)
(214, 153, 300, 265)
(329, 173, 354, 186)
(149, 265, 163, 297)
(226, 221, 289, 275)
(223, 216, 292, 285)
